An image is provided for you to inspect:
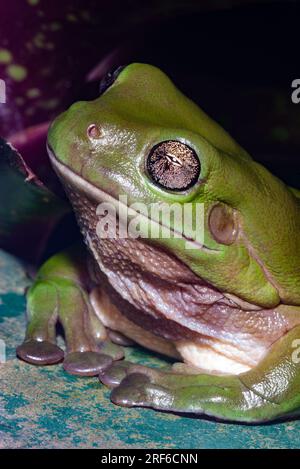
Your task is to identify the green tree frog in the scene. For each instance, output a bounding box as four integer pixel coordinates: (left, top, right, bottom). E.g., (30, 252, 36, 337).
(17, 64, 300, 423)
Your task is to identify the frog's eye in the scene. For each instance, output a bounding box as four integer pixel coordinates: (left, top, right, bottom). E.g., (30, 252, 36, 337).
(146, 140, 200, 191)
(99, 65, 125, 95)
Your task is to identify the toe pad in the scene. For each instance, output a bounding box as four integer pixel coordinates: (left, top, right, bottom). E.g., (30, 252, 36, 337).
(99, 360, 132, 388)
(16, 340, 64, 365)
(63, 351, 113, 376)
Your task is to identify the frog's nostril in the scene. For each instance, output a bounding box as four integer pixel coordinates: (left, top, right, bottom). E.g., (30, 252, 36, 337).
(87, 124, 102, 139)
(99, 65, 126, 95)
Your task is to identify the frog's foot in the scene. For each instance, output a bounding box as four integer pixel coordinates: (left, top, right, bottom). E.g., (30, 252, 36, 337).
(100, 326, 300, 422)
(108, 365, 249, 420)
(17, 275, 124, 376)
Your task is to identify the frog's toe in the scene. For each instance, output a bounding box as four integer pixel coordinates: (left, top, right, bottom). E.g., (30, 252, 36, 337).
(16, 340, 64, 365)
(99, 360, 133, 388)
(99, 340, 125, 361)
(101, 363, 173, 408)
(110, 372, 172, 408)
(63, 351, 113, 376)
(107, 329, 135, 347)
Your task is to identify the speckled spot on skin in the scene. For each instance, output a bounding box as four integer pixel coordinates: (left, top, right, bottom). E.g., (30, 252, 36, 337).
(6, 65, 27, 82)
(26, 88, 41, 99)
(0, 49, 12, 64)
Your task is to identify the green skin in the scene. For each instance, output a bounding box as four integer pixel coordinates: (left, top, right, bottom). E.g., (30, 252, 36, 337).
(17, 64, 300, 423)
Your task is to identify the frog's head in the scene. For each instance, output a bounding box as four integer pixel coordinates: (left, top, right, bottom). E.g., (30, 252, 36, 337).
(48, 63, 300, 310)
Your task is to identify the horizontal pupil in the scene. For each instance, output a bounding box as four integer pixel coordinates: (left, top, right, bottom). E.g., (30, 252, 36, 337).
(147, 140, 200, 191)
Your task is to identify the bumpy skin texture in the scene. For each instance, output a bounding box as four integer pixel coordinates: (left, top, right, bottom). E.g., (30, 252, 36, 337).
(17, 64, 300, 422)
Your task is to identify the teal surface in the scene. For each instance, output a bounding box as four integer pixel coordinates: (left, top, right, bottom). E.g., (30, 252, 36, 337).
(0, 249, 300, 449)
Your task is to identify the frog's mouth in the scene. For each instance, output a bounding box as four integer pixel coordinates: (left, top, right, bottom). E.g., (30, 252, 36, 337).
(48, 146, 299, 375)
(47, 145, 218, 253)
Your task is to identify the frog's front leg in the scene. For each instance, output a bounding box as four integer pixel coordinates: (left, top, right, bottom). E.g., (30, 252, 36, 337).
(100, 326, 300, 422)
(17, 244, 124, 376)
